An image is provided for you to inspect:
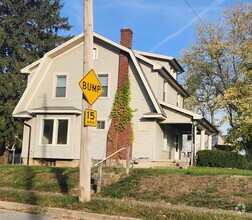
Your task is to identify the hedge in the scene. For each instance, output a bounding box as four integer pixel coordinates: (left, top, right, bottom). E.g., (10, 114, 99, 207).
(196, 150, 249, 169)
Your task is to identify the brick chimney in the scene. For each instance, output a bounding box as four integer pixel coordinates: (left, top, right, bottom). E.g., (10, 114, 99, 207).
(120, 28, 133, 49)
(118, 28, 133, 88)
(106, 28, 133, 160)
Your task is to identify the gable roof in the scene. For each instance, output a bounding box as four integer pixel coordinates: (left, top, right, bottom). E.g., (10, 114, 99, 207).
(133, 52, 189, 98)
(13, 32, 165, 117)
(134, 50, 184, 74)
(13, 31, 218, 135)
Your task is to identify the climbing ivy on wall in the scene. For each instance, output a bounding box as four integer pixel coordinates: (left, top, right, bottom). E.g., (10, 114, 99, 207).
(109, 76, 133, 132)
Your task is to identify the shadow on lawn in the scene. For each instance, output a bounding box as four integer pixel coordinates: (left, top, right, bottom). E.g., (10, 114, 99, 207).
(51, 167, 69, 194)
(24, 166, 37, 203)
(24, 165, 43, 220)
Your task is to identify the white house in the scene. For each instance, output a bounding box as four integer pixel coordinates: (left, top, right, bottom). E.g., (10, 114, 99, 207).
(12, 28, 218, 167)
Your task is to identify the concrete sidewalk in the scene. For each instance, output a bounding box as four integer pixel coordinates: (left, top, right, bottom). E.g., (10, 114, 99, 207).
(0, 208, 59, 220)
(0, 201, 140, 220)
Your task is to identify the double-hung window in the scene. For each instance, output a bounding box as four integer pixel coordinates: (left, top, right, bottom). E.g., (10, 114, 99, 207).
(98, 75, 108, 97)
(55, 75, 67, 98)
(42, 119, 69, 145)
(97, 120, 105, 130)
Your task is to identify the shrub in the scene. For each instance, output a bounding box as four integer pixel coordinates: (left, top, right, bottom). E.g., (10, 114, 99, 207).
(248, 162, 252, 170)
(213, 145, 235, 151)
(196, 150, 249, 169)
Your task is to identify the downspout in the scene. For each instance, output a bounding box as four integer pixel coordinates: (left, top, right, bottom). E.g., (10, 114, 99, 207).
(15, 119, 31, 166)
(24, 122, 31, 166)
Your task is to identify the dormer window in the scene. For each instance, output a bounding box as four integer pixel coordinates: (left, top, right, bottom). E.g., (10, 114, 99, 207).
(55, 75, 66, 98)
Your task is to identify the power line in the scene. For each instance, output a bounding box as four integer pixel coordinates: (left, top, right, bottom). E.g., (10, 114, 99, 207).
(184, 0, 204, 25)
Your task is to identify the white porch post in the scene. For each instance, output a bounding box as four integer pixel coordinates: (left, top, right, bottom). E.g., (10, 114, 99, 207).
(200, 129, 205, 150)
(208, 135, 212, 150)
(193, 124, 197, 165)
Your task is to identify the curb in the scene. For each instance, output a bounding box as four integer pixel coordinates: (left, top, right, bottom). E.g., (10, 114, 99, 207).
(95, 197, 252, 218)
(0, 201, 140, 220)
(1, 199, 252, 219)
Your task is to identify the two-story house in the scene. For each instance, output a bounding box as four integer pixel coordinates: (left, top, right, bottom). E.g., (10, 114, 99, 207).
(12, 28, 218, 167)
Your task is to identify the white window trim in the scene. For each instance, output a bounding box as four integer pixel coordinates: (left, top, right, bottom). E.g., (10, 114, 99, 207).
(52, 73, 69, 99)
(97, 72, 110, 99)
(39, 116, 70, 146)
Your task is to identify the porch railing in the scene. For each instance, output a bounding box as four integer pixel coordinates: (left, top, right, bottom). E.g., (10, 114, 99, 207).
(93, 146, 130, 193)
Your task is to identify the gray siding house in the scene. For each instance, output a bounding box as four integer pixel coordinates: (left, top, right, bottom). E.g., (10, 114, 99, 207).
(13, 29, 218, 167)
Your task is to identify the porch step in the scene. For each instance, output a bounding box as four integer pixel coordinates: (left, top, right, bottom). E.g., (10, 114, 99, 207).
(69, 172, 124, 196)
(91, 171, 125, 193)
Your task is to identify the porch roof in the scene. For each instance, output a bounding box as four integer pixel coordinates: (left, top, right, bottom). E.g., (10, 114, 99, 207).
(12, 111, 33, 119)
(142, 112, 166, 120)
(158, 101, 218, 135)
(159, 100, 201, 123)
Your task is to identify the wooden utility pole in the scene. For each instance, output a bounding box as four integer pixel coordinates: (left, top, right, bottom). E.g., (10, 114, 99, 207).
(79, 0, 93, 202)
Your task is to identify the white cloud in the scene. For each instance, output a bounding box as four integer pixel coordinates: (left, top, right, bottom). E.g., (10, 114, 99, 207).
(94, 0, 186, 18)
(150, 0, 225, 52)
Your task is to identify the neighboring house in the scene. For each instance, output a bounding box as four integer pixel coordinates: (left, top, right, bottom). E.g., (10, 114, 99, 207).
(12, 28, 218, 167)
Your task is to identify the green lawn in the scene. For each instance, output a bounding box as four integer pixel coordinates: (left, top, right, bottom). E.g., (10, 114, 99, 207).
(0, 165, 252, 220)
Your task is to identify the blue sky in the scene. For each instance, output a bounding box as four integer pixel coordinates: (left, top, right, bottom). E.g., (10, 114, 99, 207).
(60, 0, 249, 59)
(60, 0, 251, 134)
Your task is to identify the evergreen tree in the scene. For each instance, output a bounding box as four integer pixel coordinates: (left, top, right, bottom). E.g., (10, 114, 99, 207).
(0, 0, 72, 154)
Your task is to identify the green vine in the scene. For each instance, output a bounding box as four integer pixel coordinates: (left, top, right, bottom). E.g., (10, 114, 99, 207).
(110, 76, 133, 132)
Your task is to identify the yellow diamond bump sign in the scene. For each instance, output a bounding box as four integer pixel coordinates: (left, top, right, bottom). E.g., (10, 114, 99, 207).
(79, 69, 104, 105)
